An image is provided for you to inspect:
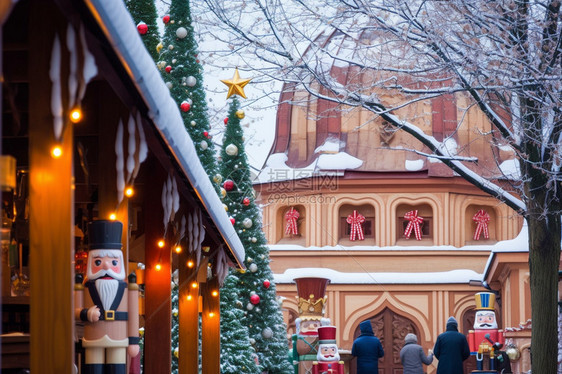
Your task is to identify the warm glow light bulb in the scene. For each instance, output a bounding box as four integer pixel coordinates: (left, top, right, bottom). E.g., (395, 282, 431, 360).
(109, 213, 117, 221)
(158, 240, 165, 248)
(155, 263, 162, 271)
(175, 245, 182, 253)
(125, 187, 134, 197)
(187, 260, 194, 268)
(187, 295, 192, 301)
(212, 290, 218, 297)
(51, 146, 63, 158)
(209, 312, 215, 318)
(191, 282, 198, 289)
(69, 108, 82, 123)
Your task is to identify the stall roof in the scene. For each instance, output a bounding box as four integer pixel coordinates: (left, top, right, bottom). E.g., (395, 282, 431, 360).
(84, 0, 245, 267)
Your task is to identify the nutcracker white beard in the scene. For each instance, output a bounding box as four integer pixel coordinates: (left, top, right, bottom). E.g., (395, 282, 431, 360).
(95, 278, 119, 311)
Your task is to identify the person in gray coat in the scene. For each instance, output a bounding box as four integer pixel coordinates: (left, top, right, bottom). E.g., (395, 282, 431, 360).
(400, 333, 434, 374)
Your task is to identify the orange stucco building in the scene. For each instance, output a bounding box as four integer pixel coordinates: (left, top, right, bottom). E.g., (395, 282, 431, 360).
(254, 63, 535, 372)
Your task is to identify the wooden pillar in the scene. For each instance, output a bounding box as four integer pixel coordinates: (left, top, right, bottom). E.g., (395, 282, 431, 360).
(201, 276, 220, 374)
(178, 242, 200, 374)
(28, 0, 74, 372)
(144, 158, 172, 373)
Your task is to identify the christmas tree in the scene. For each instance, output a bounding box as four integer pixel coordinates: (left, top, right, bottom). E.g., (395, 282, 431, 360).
(220, 273, 260, 373)
(219, 90, 292, 374)
(157, 0, 220, 187)
(124, 0, 161, 61)
(171, 280, 180, 373)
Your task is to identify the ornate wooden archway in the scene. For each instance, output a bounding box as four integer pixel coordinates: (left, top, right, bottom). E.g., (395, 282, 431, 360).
(350, 307, 419, 374)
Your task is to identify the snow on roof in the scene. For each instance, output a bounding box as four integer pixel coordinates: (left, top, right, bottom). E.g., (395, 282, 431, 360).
(89, 0, 245, 267)
(405, 159, 424, 171)
(498, 159, 521, 180)
(274, 268, 483, 284)
(256, 151, 362, 183)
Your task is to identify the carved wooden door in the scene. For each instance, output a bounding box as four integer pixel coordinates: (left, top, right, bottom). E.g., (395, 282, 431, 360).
(351, 308, 418, 374)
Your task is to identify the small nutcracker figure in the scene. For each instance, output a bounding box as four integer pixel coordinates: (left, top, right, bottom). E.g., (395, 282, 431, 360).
(312, 326, 345, 374)
(468, 292, 504, 371)
(74, 220, 140, 374)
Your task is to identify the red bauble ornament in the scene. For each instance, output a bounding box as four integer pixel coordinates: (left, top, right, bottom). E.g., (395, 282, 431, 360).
(165, 66, 172, 73)
(163, 15, 170, 24)
(180, 102, 191, 112)
(203, 131, 209, 138)
(242, 197, 251, 206)
(250, 294, 260, 305)
(223, 179, 234, 191)
(263, 280, 270, 289)
(224, 117, 229, 125)
(137, 22, 148, 35)
(230, 217, 235, 225)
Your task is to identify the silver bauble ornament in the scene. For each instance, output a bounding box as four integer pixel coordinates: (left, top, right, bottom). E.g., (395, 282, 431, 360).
(243, 218, 253, 228)
(200, 140, 208, 150)
(186, 76, 197, 87)
(249, 263, 258, 273)
(176, 27, 188, 39)
(262, 327, 273, 339)
(225, 144, 238, 156)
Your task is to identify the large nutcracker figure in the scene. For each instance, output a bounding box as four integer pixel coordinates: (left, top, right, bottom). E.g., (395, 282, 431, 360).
(468, 292, 504, 371)
(312, 326, 345, 374)
(292, 277, 331, 374)
(74, 220, 140, 374)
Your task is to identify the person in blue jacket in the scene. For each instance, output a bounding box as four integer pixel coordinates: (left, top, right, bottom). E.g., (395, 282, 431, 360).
(351, 320, 384, 374)
(433, 316, 470, 374)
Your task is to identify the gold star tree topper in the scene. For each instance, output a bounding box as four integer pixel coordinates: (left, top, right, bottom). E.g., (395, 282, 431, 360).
(221, 68, 251, 99)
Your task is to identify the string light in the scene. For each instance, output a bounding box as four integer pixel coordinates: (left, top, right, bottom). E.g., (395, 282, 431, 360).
(157, 240, 165, 248)
(109, 213, 117, 221)
(175, 245, 182, 253)
(51, 146, 63, 158)
(155, 263, 162, 271)
(191, 281, 198, 289)
(125, 187, 134, 197)
(208, 312, 215, 318)
(69, 107, 83, 123)
(187, 260, 194, 268)
(187, 294, 193, 301)
(212, 290, 218, 297)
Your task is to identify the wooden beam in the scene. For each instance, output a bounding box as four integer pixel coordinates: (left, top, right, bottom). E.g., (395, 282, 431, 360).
(143, 157, 172, 373)
(29, 0, 74, 372)
(178, 237, 200, 374)
(201, 276, 220, 374)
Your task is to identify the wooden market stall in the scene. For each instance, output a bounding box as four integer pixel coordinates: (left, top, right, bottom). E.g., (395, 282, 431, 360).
(0, 0, 245, 373)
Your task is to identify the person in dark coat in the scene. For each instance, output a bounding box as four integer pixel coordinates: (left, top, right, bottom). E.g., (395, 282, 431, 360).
(351, 320, 384, 374)
(433, 316, 470, 374)
(400, 333, 433, 374)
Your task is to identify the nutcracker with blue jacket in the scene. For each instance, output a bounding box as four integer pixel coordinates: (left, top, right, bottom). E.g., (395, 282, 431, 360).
(468, 292, 504, 371)
(74, 220, 140, 374)
(312, 326, 345, 374)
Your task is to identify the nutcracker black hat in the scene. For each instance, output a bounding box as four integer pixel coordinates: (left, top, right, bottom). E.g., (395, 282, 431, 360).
(87, 220, 123, 250)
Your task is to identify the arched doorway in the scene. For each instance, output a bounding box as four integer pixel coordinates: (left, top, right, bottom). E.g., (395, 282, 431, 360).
(350, 308, 419, 374)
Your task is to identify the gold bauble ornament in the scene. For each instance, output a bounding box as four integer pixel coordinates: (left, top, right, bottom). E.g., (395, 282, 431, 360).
(236, 109, 245, 119)
(173, 347, 179, 358)
(156, 43, 163, 53)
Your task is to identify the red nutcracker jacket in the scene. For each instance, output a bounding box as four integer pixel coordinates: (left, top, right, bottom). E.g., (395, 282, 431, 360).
(468, 329, 504, 354)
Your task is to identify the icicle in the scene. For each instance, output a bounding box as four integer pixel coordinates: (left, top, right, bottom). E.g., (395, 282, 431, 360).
(115, 119, 125, 203)
(66, 24, 77, 109)
(126, 114, 136, 181)
(50, 34, 63, 140)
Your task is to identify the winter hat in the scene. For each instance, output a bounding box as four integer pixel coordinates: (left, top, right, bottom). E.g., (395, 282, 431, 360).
(446, 316, 458, 328)
(404, 333, 417, 344)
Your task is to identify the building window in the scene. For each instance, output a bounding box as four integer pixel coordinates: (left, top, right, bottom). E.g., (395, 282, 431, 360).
(338, 204, 375, 243)
(396, 204, 434, 243)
